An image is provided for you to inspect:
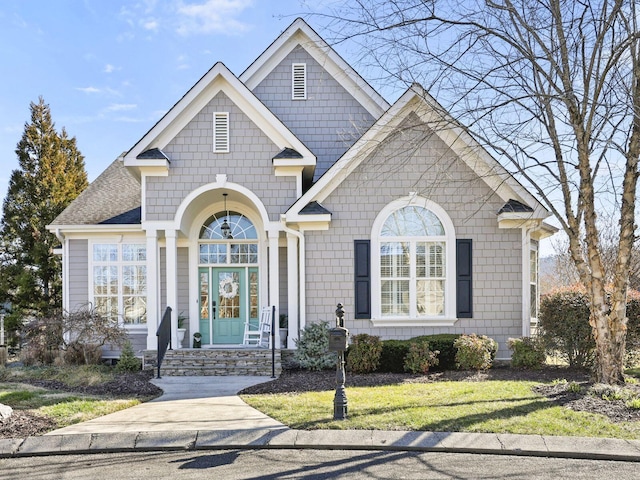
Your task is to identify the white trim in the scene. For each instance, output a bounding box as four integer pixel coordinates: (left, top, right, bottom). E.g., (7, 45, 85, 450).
(146, 231, 159, 349)
(240, 18, 388, 118)
(370, 196, 457, 324)
(521, 229, 532, 337)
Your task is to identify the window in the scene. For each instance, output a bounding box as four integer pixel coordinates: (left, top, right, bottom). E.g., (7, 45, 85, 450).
(199, 211, 258, 265)
(213, 112, 229, 152)
(371, 198, 456, 324)
(92, 243, 146, 325)
(530, 247, 539, 322)
(292, 63, 306, 100)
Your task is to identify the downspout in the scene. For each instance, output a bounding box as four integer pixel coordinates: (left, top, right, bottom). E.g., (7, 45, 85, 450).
(280, 216, 306, 336)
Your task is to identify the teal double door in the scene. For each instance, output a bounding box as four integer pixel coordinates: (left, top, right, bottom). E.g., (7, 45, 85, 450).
(198, 266, 259, 345)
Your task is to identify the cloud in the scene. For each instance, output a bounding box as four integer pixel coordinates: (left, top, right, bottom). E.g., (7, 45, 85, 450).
(104, 64, 120, 73)
(142, 18, 159, 31)
(105, 103, 137, 112)
(76, 86, 101, 94)
(175, 0, 254, 36)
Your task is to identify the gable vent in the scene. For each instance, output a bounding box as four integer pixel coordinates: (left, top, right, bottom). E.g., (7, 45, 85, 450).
(292, 63, 307, 100)
(213, 112, 229, 153)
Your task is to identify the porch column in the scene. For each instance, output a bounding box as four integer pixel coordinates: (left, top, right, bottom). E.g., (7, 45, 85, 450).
(286, 232, 299, 349)
(268, 230, 280, 347)
(145, 230, 159, 350)
(165, 229, 179, 349)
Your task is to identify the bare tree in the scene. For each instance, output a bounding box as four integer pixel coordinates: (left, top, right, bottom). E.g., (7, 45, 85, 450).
(323, 0, 640, 384)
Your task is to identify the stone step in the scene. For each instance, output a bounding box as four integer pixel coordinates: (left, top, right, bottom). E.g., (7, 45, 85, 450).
(144, 348, 282, 376)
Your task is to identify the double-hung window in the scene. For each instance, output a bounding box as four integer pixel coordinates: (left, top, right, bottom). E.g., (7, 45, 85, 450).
(92, 243, 147, 325)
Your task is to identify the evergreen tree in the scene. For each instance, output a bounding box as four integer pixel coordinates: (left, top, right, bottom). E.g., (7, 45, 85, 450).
(0, 97, 88, 319)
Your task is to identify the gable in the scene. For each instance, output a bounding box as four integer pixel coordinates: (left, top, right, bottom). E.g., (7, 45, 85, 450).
(252, 45, 377, 181)
(287, 86, 551, 230)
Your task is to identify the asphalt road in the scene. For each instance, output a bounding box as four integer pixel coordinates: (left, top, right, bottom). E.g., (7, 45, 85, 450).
(1, 449, 639, 479)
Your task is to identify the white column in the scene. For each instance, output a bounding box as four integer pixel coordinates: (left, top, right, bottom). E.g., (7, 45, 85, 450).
(268, 230, 280, 348)
(286, 232, 299, 349)
(166, 229, 179, 348)
(145, 230, 159, 350)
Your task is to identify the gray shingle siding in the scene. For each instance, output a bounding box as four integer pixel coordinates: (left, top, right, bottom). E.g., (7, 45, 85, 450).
(252, 46, 377, 181)
(145, 92, 298, 221)
(303, 117, 523, 359)
(68, 239, 89, 311)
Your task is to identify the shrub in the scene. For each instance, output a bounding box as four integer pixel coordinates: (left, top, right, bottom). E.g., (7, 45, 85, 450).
(454, 334, 498, 370)
(379, 340, 410, 373)
(625, 289, 640, 354)
(347, 334, 383, 373)
(293, 321, 337, 371)
(403, 341, 439, 374)
(410, 334, 460, 370)
(538, 286, 594, 368)
(508, 337, 546, 369)
(64, 341, 102, 366)
(115, 341, 142, 373)
(20, 314, 63, 365)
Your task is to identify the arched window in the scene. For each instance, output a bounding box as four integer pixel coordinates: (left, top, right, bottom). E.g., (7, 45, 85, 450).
(199, 211, 258, 264)
(372, 198, 456, 323)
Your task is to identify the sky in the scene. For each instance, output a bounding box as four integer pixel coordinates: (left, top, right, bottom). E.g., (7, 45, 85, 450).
(0, 0, 555, 255)
(0, 0, 332, 198)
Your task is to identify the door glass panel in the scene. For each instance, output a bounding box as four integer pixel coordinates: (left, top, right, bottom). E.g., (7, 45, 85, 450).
(249, 269, 258, 319)
(200, 271, 209, 319)
(218, 271, 240, 318)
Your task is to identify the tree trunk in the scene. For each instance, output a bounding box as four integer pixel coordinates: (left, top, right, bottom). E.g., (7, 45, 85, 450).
(591, 309, 626, 385)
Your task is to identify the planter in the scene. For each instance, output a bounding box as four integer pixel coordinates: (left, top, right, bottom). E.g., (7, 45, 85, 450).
(177, 328, 187, 347)
(279, 328, 288, 349)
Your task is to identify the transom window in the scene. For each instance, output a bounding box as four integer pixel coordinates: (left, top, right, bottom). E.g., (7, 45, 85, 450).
(199, 212, 258, 265)
(92, 243, 147, 325)
(372, 198, 456, 323)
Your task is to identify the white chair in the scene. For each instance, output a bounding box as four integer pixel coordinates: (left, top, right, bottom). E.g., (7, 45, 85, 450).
(243, 306, 272, 347)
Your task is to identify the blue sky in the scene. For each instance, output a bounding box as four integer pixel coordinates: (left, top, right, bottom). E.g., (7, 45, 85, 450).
(0, 0, 339, 198)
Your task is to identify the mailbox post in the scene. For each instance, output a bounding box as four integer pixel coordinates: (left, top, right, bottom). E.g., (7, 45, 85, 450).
(329, 303, 348, 420)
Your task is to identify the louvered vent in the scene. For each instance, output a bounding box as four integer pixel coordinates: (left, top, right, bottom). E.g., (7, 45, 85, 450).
(292, 63, 307, 100)
(213, 112, 229, 152)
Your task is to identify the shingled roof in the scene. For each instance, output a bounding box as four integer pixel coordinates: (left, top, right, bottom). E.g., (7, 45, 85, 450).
(50, 158, 141, 226)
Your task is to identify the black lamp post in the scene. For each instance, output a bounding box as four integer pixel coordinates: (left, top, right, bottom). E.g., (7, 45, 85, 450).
(331, 303, 348, 420)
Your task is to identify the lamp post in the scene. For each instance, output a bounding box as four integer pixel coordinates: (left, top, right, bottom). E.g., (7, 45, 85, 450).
(330, 303, 348, 420)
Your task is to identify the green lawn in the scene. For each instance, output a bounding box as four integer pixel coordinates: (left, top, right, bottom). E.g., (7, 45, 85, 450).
(242, 379, 640, 439)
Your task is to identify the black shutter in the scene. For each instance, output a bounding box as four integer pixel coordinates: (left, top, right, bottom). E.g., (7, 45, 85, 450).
(456, 239, 473, 318)
(354, 240, 371, 319)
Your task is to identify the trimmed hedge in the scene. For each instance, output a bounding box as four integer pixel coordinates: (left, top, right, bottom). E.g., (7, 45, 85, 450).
(378, 334, 461, 373)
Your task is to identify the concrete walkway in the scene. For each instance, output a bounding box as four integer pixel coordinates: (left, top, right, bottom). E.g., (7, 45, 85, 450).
(2, 376, 640, 461)
(47, 376, 285, 434)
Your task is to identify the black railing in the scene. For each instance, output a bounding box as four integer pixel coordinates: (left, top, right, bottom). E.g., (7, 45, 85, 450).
(156, 306, 172, 379)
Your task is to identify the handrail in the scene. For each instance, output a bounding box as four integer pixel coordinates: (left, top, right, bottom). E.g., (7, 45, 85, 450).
(156, 306, 172, 379)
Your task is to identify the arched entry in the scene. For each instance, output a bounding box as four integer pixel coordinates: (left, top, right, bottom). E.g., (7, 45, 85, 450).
(198, 210, 259, 345)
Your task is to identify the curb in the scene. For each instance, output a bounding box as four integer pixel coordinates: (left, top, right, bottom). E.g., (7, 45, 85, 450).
(2, 429, 640, 462)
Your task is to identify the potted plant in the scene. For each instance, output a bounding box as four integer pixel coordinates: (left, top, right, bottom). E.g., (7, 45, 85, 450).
(177, 313, 187, 347)
(279, 314, 288, 349)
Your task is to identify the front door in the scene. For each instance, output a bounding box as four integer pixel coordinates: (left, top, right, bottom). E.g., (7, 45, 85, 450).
(198, 266, 259, 345)
(197, 209, 260, 345)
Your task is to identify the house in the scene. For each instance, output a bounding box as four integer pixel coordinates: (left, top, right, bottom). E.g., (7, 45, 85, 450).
(47, 18, 555, 364)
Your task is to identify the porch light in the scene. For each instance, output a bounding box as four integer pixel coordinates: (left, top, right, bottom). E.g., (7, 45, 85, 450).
(221, 193, 233, 239)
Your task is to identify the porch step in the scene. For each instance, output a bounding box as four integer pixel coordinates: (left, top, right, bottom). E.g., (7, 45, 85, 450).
(145, 348, 282, 376)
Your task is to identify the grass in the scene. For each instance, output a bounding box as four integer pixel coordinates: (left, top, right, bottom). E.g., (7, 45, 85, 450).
(242, 379, 640, 440)
(0, 365, 143, 432)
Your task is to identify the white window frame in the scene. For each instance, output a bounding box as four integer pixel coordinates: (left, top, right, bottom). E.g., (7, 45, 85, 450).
(292, 63, 307, 100)
(89, 240, 147, 328)
(371, 197, 457, 326)
(530, 244, 539, 324)
(213, 112, 229, 153)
